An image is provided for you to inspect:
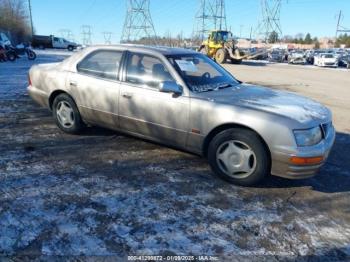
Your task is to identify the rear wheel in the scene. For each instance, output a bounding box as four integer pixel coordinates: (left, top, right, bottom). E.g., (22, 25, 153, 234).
(67, 46, 74, 51)
(215, 48, 227, 64)
(208, 128, 270, 186)
(6, 51, 16, 62)
(52, 93, 85, 134)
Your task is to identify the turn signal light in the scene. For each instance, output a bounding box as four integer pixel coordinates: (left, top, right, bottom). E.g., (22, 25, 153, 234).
(290, 156, 324, 165)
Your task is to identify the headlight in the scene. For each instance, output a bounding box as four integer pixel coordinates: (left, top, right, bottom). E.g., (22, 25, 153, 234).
(293, 126, 322, 147)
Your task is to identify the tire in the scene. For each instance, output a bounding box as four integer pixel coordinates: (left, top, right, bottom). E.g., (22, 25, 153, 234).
(6, 52, 16, 62)
(230, 58, 242, 64)
(207, 128, 270, 186)
(67, 46, 74, 51)
(215, 48, 227, 64)
(52, 93, 85, 134)
(27, 50, 36, 60)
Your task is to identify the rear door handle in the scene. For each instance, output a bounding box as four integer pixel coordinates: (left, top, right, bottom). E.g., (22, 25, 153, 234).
(70, 81, 77, 87)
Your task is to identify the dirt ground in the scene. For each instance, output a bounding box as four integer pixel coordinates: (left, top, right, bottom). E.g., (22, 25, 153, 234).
(0, 52, 349, 261)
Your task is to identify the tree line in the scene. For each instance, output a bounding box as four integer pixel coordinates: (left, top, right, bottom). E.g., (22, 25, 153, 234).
(0, 0, 32, 44)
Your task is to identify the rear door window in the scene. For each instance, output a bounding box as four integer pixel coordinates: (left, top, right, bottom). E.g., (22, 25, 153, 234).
(77, 50, 123, 80)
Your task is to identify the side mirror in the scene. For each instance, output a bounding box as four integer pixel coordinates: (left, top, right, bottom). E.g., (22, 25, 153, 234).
(159, 81, 182, 95)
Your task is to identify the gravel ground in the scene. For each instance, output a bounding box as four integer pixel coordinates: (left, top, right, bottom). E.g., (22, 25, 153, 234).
(0, 51, 349, 261)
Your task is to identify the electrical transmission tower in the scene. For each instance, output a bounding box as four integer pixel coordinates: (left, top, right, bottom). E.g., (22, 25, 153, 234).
(102, 31, 112, 45)
(256, 0, 282, 42)
(59, 29, 75, 42)
(121, 0, 157, 45)
(81, 25, 93, 46)
(194, 0, 227, 40)
(335, 10, 350, 39)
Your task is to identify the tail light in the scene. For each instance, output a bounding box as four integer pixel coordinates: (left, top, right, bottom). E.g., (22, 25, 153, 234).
(28, 74, 32, 86)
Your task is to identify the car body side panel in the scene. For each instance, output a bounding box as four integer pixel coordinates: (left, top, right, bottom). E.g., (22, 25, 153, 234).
(118, 83, 190, 148)
(67, 72, 120, 128)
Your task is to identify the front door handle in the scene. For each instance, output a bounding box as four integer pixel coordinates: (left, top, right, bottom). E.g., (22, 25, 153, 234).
(70, 81, 77, 87)
(122, 93, 132, 99)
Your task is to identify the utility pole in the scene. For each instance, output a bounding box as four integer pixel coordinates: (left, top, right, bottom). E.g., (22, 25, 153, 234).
(256, 0, 283, 42)
(121, 0, 157, 45)
(28, 0, 34, 36)
(193, 0, 227, 41)
(102, 32, 112, 45)
(81, 25, 92, 46)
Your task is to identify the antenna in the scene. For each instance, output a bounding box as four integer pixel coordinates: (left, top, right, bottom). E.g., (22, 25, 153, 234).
(121, 0, 157, 45)
(256, 0, 282, 42)
(81, 25, 92, 46)
(102, 31, 112, 44)
(194, 0, 227, 40)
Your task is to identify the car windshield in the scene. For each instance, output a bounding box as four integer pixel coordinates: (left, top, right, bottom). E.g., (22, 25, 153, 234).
(167, 53, 239, 92)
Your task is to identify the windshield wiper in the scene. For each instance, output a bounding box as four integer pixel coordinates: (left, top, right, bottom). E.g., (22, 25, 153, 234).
(215, 83, 233, 90)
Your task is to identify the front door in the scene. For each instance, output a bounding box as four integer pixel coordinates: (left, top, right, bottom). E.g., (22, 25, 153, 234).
(118, 52, 190, 147)
(68, 50, 124, 128)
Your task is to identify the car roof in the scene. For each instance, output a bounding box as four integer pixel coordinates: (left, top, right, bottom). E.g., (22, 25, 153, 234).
(84, 44, 197, 56)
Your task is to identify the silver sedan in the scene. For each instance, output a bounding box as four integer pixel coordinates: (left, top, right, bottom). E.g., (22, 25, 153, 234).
(27, 45, 335, 185)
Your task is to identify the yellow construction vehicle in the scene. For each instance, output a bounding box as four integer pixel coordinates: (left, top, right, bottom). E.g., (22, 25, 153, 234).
(197, 30, 245, 64)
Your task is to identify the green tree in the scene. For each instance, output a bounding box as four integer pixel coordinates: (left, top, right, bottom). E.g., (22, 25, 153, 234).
(304, 33, 312, 44)
(268, 31, 279, 43)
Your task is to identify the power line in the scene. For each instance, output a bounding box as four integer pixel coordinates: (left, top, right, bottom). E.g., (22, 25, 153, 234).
(256, 0, 283, 42)
(193, 0, 227, 41)
(121, 0, 157, 45)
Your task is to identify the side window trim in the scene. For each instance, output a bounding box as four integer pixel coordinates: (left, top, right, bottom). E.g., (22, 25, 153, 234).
(76, 49, 126, 82)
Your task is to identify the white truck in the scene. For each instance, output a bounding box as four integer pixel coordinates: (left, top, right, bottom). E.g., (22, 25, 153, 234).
(31, 35, 79, 51)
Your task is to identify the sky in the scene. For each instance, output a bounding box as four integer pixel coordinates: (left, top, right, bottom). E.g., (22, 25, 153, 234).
(30, 0, 350, 44)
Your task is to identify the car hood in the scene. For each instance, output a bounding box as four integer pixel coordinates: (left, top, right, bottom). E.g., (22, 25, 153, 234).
(194, 84, 330, 124)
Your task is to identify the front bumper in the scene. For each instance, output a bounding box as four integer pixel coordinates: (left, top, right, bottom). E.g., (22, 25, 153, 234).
(271, 124, 336, 179)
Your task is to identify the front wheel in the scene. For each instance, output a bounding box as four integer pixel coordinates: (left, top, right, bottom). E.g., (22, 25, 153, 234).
(52, 93, 85, 134)
(27, 50, 36, 60)
(215, 48, 227, 64)
(67, 46, 74, 51)
(208, 128, 270, 186)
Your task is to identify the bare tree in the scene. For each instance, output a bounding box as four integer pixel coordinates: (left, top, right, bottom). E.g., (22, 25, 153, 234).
(0, 0, 31, 44)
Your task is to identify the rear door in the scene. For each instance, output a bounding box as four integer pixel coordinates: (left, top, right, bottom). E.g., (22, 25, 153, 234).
(118, 52, 190, 147)
(68, 49, 124, 128)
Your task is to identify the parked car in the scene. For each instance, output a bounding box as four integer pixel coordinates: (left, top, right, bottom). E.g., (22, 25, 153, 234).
(27, 45, 335, 186)
(288, 50, 306, 64)
(0, 32, 11, 47)
(268, 50, 284, 62)
(31, 35, 79, 51)
(337, 54, 350, 69)
(314, 53, 338, 67)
